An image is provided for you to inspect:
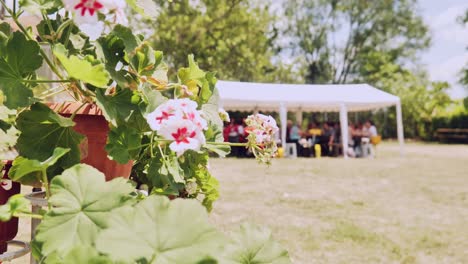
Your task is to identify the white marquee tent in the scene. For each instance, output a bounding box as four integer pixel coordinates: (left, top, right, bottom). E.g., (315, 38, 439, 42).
(216, 80, 404, 157)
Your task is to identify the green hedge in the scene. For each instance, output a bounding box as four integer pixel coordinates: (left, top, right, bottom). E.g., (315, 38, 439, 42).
(428, 113, 468, 141)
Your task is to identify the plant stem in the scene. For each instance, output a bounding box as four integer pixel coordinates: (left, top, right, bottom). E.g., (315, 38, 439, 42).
(158, 144, 168, 162)
(207, 141, 247, 147)
(63, 21, 73, 47)
(0, 0, 64, 79)
(128, 143, 151, 151)
(22, 79, 72, 83)
(150, 132, 155, 157)
(14, 213, 43, 220)
(41, 11, 54, 36)
(41, 168, 51, 210)
(39, 88, 67, 100)
(70, 102, 87, 120)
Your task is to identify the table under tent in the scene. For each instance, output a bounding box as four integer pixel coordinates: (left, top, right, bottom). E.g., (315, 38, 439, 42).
(216, 81, 405, 158)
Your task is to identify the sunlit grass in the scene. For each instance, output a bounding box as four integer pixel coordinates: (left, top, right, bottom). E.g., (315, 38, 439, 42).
(209, 142, 468, 263)
(12, 142, 468, 263)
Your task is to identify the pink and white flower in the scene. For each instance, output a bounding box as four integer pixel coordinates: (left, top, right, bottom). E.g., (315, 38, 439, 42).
(245, 114, 279, 144)
(158, 119, 205, 156)
(146, 98, 208, 156)
(218, 108, 230, 122)
(245, 113, 279, 164)
(1, 179, 12, 191)
(64, 0, 127, 26)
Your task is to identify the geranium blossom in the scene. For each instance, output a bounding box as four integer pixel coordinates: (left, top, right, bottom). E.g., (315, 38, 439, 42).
(146, 98, 208, 156)
(64, 0, 126, 24)
(245, 114, 279, 164)
(1, 179, 12, 191)
(158, 119, 205, 156)
(218, 108, 230, 122)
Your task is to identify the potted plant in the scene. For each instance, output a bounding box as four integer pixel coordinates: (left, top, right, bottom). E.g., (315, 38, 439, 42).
(0, 0, 289, 262)
(0, 161, 21, 254)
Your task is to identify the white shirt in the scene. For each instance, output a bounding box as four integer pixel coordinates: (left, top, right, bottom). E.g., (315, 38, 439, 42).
(369, 126, 378, 137)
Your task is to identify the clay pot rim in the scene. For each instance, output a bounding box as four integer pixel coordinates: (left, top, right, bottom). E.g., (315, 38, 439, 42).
(47, 102, 103, 116)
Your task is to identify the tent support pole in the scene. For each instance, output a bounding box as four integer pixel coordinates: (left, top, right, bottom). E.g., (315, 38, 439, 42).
(280, 103, 287, 151)
(295, 109, 303, 124)
(396, 101, 405, 157)
(339, 103, 349, 159)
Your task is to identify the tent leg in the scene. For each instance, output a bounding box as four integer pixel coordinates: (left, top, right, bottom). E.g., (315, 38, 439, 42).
(339, 104, 349, 159)
(280, 103, 287, 153)
(396, 101, 405, 157)
(295, 109, 303, 124)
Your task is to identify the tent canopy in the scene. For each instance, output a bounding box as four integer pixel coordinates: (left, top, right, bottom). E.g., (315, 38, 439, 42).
(217, 81, 400, 112)
(216, 80, 404, 157)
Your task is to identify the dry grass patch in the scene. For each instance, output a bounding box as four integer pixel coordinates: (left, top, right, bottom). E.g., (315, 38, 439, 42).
(9, 142, 468, 264)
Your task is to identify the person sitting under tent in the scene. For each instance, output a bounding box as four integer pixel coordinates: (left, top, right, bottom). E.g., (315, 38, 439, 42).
(361, 120, 378, 157)
(320, 122, 335, 157)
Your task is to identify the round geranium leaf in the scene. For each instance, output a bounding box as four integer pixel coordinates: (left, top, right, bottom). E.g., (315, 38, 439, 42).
(34, 164, 135, 257)
(96, 195, 224, 264)
(221, 223, 292, 264)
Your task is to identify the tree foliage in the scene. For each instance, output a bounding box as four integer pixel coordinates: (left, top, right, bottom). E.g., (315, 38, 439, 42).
(459, 9, 468, 90)
(285, 0, 430, 84)
(143, 0, 278, 81)
(284, 0, 457, 138)
(364, 60, 451, 138)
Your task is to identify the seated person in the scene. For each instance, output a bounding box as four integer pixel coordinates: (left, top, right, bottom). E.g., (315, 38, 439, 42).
(361, 120, 378, 157)
(319, 122, 335, 156)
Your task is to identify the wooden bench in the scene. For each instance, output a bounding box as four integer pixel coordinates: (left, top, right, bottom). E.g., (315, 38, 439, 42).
(436, 128, 468, 143)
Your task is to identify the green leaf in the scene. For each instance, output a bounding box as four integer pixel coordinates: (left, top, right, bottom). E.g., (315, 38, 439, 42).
(0, 23, 11, 55)
(181, 152, 219, 211)
(145, 156, 181, 196)
(95, 88, 140, 127)
(110, 25, 140, 57)
(96, 195, 224, 264)
(221, 223, 291, 264)
(0, 32, 43, 108)
(0, 126, 19, 160)
(178, 55, 206, 82)
(9, 148, 70, 186)
(165, 155, 184, 183)
(44, 246, 112, 264)
(16, 103, 84, 175)
(140, 85, 168, 114)
(204, 143, 230, 158)
(126, 0, 159, 18)
(130, 42, 157, 76)
(37, 16, 92, 55)
(35, 164, 135, 257)
(199, 72, 217, 104)
(0, 194, 31, 222)
(0, 82, 34, 109)
(6, 32, 43, 73)
(95, 34, 130, 88)
(19, 0, 62, 14)
(53, 44, 110, 87)
(105, 126, 142, 164)
(202, 88, 224, 129)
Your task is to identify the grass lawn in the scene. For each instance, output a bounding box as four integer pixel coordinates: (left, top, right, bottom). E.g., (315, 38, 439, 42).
(11, 142, 468, 263)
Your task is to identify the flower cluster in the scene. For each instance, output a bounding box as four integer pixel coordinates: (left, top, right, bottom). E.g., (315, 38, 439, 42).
(146, 99, 208, 156)
(65, 0, 126, 23)
(0, 180, 12, 191)
(245, 114, 279, 164)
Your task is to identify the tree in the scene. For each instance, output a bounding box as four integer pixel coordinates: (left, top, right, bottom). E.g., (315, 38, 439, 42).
(363, 59, 451, 138)
(459, 9, 468, 89)
(285, 0, 430, 84)
(143, 0, 278, 81)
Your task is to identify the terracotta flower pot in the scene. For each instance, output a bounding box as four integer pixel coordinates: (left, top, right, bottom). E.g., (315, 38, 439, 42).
(0, 162, 20, 254)
(48, 103, 133, 181)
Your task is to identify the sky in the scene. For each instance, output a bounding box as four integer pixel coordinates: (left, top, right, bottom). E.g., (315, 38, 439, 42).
(419, 0, 468, 98)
